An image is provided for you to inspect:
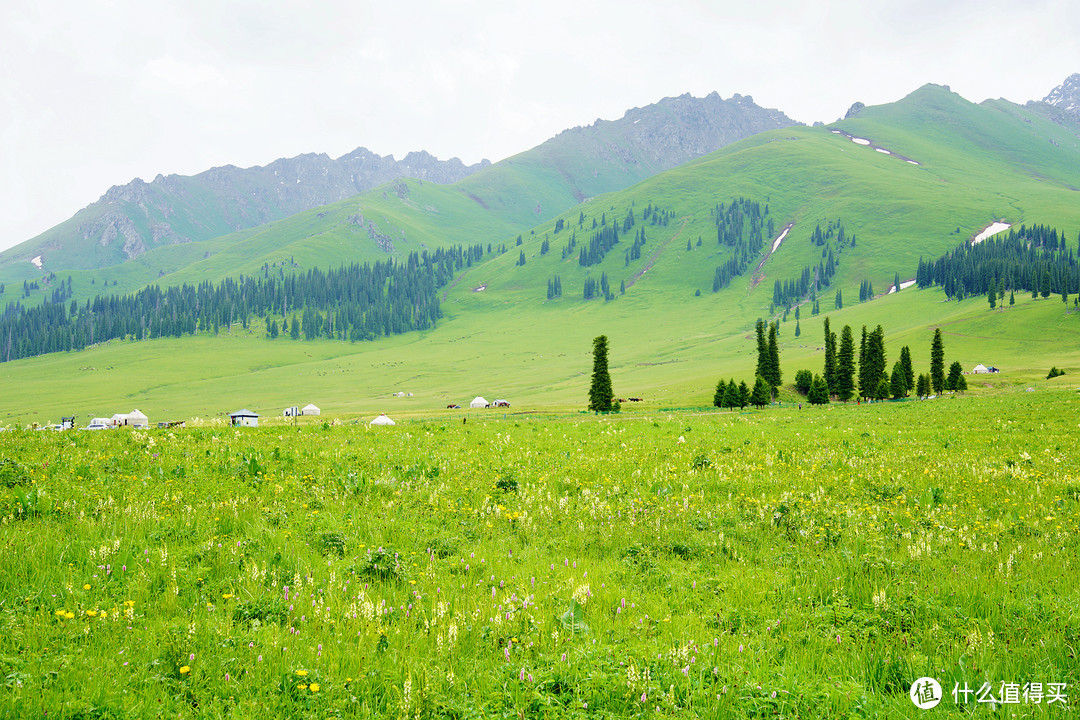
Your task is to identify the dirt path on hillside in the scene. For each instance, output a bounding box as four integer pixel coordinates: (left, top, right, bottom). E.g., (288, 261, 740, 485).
(624, 216, 691, 289)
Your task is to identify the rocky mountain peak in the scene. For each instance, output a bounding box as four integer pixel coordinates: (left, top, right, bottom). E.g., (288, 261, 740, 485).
(1042, 73, 1080, 116)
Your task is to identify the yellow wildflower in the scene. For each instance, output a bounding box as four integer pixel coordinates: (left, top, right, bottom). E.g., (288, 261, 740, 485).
(179, 666, 191, 674)
(309, 683, 320, 692)
(295, 669, 308, 676)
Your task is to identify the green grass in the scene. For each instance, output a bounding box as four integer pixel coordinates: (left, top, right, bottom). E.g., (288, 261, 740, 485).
(1, 388, 1077, 717)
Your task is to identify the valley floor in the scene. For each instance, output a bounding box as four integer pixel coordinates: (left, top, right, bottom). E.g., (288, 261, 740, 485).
(0, 388, 1076, 717)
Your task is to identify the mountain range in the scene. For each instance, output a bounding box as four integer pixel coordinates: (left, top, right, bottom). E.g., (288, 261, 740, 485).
(0, 92, 795, 275)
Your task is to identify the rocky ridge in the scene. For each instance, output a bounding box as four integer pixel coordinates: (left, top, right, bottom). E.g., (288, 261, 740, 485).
(1042, 73, 1080, 118)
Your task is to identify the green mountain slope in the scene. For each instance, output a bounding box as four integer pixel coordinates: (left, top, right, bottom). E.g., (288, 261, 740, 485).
(3, 83, 1080, 421)
(0, 92, 796, 297)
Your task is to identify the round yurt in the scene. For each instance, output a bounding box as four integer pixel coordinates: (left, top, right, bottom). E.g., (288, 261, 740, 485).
(370, 414, 396, 426)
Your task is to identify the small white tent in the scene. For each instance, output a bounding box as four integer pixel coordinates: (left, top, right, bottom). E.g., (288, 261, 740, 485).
(972, 364, 989, 374)
(110, 413, 128, 427)
(370, 414, 395, 426)
(302, 403, 321, 416)
(470, 396, 489, 408)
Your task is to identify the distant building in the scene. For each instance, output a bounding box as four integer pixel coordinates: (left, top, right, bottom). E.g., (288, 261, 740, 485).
(229, 409, 259, 427)
(302, 403, 321, 416)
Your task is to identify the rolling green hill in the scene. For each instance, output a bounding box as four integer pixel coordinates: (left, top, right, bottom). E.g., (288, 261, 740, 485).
(0, 91, 796, 299)
(3, 83, 1080, 422)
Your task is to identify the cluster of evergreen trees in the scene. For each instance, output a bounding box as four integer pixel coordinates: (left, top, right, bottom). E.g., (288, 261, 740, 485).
(809, 220, 855, 247)
(770, 223, 847, 310)
(546, 276, 563, 300)
(916, 224, 1080, 301)
(803, 321, 960, 404)
(1, 245, 483, 363)
(858, 279, 876, 302)
(713, 377, 772, 409)
(578, 224, 621, 267)
(712, 198, 768, 252)
(583, 273, 614, 301)
(706, 198, 772, 294)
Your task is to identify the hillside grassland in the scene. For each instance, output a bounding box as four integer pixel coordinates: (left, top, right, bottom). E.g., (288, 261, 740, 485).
(2, 274, 1078, 427)
(0, 389, 1077, 718)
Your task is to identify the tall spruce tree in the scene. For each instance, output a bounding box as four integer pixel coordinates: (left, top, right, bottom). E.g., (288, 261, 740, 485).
(766, 321, 782, 393)
(588, 335, 614, 412)
(755, 319, 769, 382)
(859, 326, 887, 399)
(916, 373, 930, 398)
(930, 328, 946, 395)
(823, 317, 837, 395)
(899, 345, 915, 392)
(857, 326, 869, 398)
(837, 325, 856, 402)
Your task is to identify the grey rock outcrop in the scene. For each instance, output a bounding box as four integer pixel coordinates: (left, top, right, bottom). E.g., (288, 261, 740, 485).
(1042, 73, 1080, 118)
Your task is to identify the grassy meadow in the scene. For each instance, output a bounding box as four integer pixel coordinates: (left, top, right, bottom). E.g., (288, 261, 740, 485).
(1, 388, 1077, 718)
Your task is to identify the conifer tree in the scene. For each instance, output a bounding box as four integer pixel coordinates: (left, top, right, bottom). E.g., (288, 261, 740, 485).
(755, 319, 769, 382)
(945, 361, 964, 392)
(930, 328, 946, 395)
(713, 379, 727, 408)
(588, 335, 614, 412)
(738, 380, 750, 409)
(835, 288, 843, 309)
(837, 325, 856, 402)
(875, 377, 891, 401)
(795, 318, 801, 337)
(823, 317, 837, 395)
(916, 373, 930, 398)
(808, 375, 830, 405)
(750, 375, 771, 408)
(890, 362, 907, 398)
(723, 380, 741, 410)
(766, 321, 782, 393)
(1009, 289, 1015, 306)
(899, 345, 914, 392)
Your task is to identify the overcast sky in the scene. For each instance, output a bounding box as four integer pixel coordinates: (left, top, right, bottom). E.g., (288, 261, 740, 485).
(1, 0, 1077, 252)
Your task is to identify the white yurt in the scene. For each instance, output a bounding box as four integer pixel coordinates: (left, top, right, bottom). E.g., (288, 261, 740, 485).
(469, 396, 489, 409)
(126, 409, 149, 428)
(370, 414, 396, 426)
(972, 364, 989, 374)
(110, 413, 129, 427)
(302, 403, 321, 416)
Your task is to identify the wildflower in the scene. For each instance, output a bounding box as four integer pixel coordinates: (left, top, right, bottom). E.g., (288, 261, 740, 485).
(83, 584, 91, 590)
(86, 610, 98, 617)
(309, 683, 319, 692)
(179, 666, 190, 675)
(295, 669, 308, 676)
(223, 593, 233, 600)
